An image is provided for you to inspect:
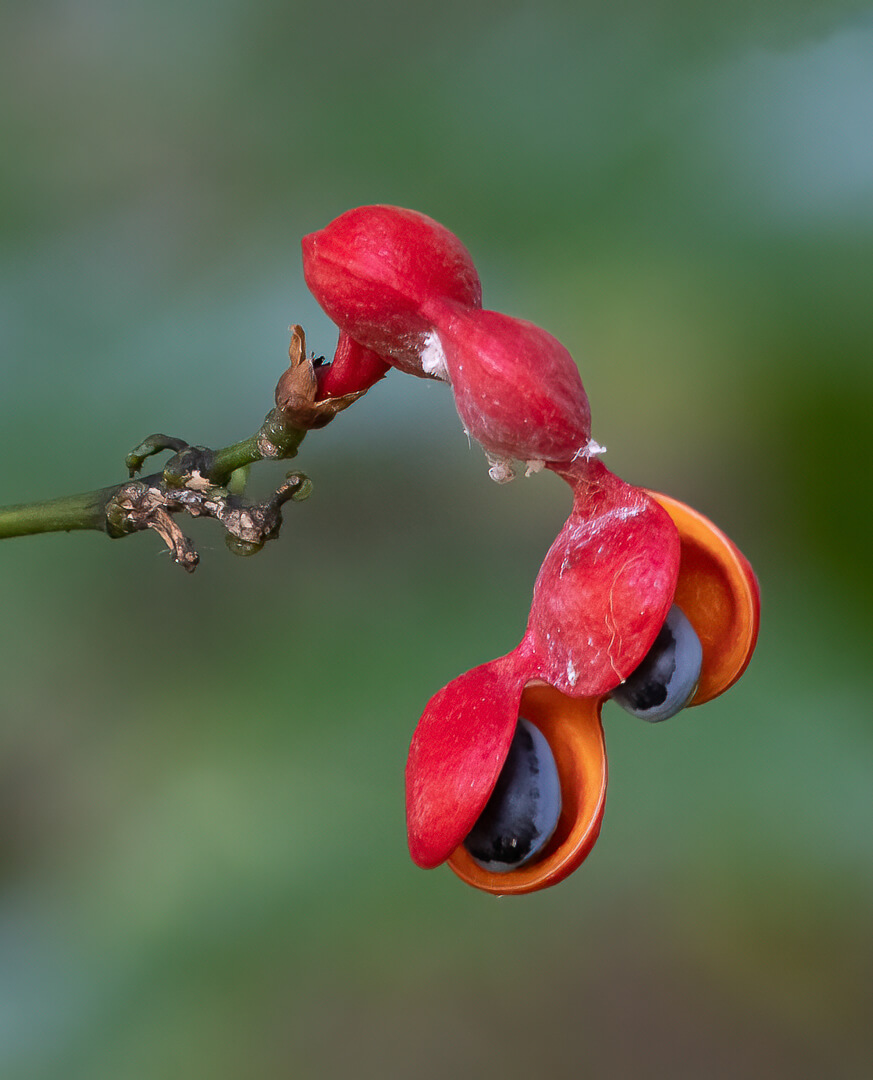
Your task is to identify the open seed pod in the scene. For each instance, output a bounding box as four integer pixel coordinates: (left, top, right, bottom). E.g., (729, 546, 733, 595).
(447, 683, 607, 896)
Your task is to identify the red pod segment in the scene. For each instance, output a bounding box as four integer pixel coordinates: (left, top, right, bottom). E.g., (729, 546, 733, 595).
(302, 205, 482, 377)
(524, 464, 681, 697)
(406, 654, 528, 870)
(423, 301, 593, 468)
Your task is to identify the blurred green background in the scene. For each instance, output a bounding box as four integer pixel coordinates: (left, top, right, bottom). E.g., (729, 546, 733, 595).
(2, 1, 872, 1077)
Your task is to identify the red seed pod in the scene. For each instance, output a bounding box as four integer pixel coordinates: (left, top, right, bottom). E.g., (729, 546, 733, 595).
(405, 479, 759, 895)
(406, 662, 609, 894)
(423, 301, 593, 471)
(522, 463, 681, 697)
(301, 205, 482, 377)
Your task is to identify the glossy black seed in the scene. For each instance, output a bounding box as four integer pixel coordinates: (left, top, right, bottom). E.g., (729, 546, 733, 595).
(463, 717, 562, 873)
(610, 604, 703, 722)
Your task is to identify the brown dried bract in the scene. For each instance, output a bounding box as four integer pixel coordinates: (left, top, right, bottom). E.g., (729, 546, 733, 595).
(274, 325, 364, 429)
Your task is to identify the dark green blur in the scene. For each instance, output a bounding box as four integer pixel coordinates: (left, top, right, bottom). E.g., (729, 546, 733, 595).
(1, 2, 871, 1076)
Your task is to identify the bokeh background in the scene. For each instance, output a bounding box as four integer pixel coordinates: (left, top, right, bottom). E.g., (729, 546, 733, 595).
(2, 2, 872, 1077)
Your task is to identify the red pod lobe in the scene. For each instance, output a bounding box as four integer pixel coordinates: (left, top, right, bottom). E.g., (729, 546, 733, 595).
(406, 652, 531, 870)
(302, 205, 482, 377)
(425, 301, 593, 467)
(524, 464, 681, 697)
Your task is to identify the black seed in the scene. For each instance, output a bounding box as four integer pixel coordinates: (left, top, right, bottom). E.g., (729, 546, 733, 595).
(610, 605, 703, 722)
(463, 718, 562, 873)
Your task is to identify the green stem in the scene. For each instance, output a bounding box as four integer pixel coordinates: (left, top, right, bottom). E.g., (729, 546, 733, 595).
(0, 485, 122, 538)
(208, 436, 266, 479)
(206, 411, 307, 484)
(0, 410, 308, 542)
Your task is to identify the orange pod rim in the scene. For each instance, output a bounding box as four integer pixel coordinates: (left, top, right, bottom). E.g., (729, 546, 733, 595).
(648, 491, 760, 706)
